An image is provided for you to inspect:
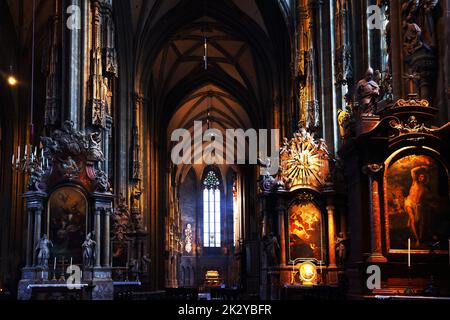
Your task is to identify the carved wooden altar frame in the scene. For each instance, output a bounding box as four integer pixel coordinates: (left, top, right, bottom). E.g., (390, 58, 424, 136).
(340, 97, 450, 296)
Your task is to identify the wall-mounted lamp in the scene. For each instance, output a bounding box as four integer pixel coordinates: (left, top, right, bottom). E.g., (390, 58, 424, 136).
(7, 66, 18, 86)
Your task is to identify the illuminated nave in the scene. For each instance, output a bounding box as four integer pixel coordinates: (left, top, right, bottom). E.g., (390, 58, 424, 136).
(0, 0, 449, 301)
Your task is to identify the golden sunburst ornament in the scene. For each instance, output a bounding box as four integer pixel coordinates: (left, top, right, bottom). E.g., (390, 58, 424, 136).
(279, 128, 329, 191)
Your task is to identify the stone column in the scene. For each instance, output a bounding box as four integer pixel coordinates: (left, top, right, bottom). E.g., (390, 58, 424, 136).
(26, 209, 34, 267)
(390, 0, 404, 100)
(33, 208, 42, 266)
(277, 206, 286, 265)
(95, 209, 102, 268)
(363, 164, 387, 263)
(103, 209, 111, 267)
(103, 116, 113, 177)
(326, 205, 337, 267)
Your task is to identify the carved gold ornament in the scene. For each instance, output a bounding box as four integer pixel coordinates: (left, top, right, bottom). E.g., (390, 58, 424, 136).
(394, 99, 429, 108)
(279, 128, 330, 191)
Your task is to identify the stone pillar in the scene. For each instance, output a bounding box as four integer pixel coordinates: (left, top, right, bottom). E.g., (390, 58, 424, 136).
(103, 209, 111, 267)
(390, 0, 404, 100)
(33, 208, 42, 266)
(95, 209, 102, 268)
(104, 115, 113, 177)
(131, 93, 144, 182)
(277, 206, 286, 265)
(363, 164, 387, 263)
(91, 193, 114, 300)
(26, 209, 34, 267)
(326, 205, 337, 267)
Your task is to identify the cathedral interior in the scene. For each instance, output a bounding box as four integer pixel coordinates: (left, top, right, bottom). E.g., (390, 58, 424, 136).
(0, 0, 449, 301)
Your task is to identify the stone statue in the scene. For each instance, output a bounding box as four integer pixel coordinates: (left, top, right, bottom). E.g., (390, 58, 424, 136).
(263, 233, 280, 266)
(184, 224, 193, 254)
(130, 187, 142, 209)
(101, 77, 111, 114)
(129, 259, 141, 281)
(112, 194, 131, 242)
(27, 160, 45, 191)
(355, 67, 380, 115)
(95, 169, 110, 193)
(35, 234, 53, 267)
(402, 0, 439, 50)
(335, 232, 347, 266)
(82, 232, 96, 268)
(257, 158, 276, 192)
(141, 255, 151, 273)
(61, 156, 80, 180)
(87, 132, 105, 162)
(403, 22, 425, 56)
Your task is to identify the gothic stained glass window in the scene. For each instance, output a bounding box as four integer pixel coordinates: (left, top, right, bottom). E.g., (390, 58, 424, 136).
(203, 171, 221, 248)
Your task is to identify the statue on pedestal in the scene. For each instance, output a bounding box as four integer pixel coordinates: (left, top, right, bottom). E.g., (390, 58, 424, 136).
(82, 232, 96, 268)
(184, 224, 193, 254)
(355, 68, 380, 115)
(257, 157, 277, 192)
(263, 233, 280, 266)
(335, 232, 347, 266)
(35, 235, 53, 268)
(87, 132, 105, 162)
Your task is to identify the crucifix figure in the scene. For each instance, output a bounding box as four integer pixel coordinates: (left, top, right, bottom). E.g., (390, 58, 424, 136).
(403, 72, 421, 97)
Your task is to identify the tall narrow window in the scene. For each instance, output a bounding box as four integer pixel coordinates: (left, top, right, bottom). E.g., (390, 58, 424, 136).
(232, 178, 239, 247)
(203, 171, 221, 247)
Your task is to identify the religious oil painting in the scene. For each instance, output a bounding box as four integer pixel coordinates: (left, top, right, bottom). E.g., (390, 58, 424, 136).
(386, 154, 450, 251)
(48, 187, 87, 263)
(288, 201, 323, 261)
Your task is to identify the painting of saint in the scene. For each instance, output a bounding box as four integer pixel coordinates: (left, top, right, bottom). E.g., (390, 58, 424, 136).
(48, 188, 87, 263)
(288, 201, 323, 261)
(386, 155, 450, 251)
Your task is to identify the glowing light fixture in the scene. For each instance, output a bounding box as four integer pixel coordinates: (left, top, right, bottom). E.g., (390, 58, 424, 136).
(203, 36, 208, 70)
(7, 75, 18, 86)
(7, 66, 17, 86)
(299, 261, 317, 285)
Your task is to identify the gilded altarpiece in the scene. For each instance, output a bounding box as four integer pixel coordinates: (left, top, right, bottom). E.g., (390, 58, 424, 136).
(258, 128, 339, 299)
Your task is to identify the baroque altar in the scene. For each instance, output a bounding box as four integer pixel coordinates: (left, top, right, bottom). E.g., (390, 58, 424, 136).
(17, 121, 114, 300)
(257, 128, 345, 299)
(340, 93, 450, 297)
